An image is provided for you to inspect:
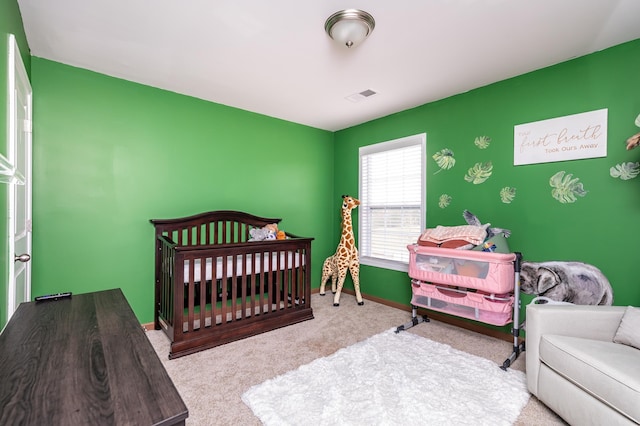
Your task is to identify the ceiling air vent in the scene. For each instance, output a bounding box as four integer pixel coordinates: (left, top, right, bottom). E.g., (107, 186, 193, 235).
(345, 89, 377, 103)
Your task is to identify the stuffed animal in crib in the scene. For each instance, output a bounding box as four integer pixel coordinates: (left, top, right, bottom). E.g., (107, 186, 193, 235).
(520, 261, 613, 305)
(264, 223, 279, 234)
(319, 195, 363, 306)
(249, 226, 276, 241)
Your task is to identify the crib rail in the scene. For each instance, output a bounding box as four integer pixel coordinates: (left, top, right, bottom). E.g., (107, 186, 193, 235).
(174, 239, 311, 331)
(151, 210, 284, 246)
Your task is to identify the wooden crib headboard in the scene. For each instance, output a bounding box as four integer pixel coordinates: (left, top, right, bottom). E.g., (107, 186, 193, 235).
(150, 210, 282, 246)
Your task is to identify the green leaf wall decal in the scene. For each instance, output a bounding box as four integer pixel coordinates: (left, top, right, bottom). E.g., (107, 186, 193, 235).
(464, 161, 493, 184)
(474, 136, 491, 149)
(500, 187, 516, 203)
(549, 171, 587, 203)
(438, 194, 452, 208)
(610, 162, 640, 180)
(432, 149, 456, 174)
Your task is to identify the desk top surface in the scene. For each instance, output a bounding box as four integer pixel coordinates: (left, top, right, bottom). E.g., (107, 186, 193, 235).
(0, 289, 188, 426)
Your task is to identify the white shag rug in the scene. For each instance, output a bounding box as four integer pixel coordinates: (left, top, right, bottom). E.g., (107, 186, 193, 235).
(242, 329, 530, 426)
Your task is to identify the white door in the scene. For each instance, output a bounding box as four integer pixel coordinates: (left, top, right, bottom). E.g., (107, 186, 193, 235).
(6, 34, 32, 320)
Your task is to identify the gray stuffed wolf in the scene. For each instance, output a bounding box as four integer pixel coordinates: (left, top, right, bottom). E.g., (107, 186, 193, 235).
(520, 261, 613, 305)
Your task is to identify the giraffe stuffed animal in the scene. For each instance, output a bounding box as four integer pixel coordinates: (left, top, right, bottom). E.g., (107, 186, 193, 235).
(319, 195, 363, 306)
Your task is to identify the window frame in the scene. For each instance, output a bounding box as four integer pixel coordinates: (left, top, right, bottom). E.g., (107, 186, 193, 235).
(358, 133, 426, 272)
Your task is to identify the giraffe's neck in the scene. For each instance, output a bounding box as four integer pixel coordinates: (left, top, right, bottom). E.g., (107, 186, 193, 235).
(339, 208, 354, 247)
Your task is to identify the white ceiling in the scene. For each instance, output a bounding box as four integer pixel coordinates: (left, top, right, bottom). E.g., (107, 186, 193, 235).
(17, 0, 640, 131)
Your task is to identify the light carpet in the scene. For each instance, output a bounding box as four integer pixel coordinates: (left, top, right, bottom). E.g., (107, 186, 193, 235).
(242, 328, 530, 426)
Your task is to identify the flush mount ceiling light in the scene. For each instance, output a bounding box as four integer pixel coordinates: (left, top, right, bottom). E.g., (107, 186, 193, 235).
(324, 9, 375, 48)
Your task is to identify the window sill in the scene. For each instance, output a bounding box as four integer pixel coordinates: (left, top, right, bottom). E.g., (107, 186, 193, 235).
(360, 256, 408, 273)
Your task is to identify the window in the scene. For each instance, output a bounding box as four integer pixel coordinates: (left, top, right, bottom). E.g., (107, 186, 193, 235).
(359, 133, 426, 272)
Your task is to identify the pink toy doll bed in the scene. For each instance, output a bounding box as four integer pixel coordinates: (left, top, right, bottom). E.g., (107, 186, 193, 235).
(396, 244, 524, 369)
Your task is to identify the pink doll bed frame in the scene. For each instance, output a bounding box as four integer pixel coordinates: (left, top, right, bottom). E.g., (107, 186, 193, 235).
(396, 244, 524, 369)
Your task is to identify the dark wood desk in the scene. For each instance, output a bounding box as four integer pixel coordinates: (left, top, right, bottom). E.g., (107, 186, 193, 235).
(0, 289, 188, 425)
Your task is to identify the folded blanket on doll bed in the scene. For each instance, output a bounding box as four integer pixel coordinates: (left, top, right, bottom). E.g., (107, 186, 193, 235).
(183, 252, 303, 282)
(418, 225, 487, 246)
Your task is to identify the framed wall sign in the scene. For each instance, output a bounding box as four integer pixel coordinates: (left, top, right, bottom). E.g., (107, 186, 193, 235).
(514, 108, 608, 165)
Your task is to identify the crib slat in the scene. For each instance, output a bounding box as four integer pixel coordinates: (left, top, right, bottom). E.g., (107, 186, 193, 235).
(297, 250, 302, 305)
(232, 259, 237, 322)
(187, 259, 195, 332)
(231, 254, 239, 321)
(240, 254, 248, 320)
(211, 221, 218, 244)
(266, 250, 274, 313)
(211, 257, 219, 328)
(199, 256, 207, 330)
(274, 251, 282, 310)
(258, 251, 265, 315)
(250, 252, 257, 316)
(284, 250, 291, 307)
(220, 255, 228, 324)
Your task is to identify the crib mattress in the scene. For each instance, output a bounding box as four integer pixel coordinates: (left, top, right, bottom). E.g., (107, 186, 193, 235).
(184, 252, 304, 282)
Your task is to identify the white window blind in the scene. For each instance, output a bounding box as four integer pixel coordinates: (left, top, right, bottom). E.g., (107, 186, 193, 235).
(359, 133, 426, 272)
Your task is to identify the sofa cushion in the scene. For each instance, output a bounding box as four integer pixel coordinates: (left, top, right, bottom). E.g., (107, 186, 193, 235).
(540, 334, 640, 423)
(613, 306, 640, 350)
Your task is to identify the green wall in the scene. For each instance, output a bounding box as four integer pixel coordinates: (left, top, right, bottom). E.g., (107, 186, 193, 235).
(335, 39, 640, 324)
(0, 0, 30, 329)
(30, 58, 334, 323)
(5, 3, 640, 332)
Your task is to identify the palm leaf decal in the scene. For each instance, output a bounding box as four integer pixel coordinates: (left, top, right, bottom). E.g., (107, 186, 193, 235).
(438, 194, 452, 208)
(464, 161, 493, 184)
(500, 187, 516, 203)
(610, 162, 640, 180)
(432, 149, 455, 174)
(474, 136, 491, 149)
(549, 171, 587, 203)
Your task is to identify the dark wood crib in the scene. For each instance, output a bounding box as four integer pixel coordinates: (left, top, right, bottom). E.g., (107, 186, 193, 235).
(151, 210, 314, 359)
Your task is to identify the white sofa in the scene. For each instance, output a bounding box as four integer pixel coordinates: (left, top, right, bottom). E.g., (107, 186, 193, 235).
(526, 304, 640, 425)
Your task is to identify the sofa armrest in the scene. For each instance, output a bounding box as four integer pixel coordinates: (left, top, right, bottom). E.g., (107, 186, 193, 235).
(525, 304, 626, 396)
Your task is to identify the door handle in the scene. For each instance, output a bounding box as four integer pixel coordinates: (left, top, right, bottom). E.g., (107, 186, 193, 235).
(15, 253, 31, 263)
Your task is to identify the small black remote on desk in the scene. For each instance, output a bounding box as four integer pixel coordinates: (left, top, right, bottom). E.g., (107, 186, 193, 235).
(35, 292, 72, 302)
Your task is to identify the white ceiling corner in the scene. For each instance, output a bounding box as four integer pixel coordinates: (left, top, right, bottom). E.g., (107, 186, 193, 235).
(17, 0, 640, 131)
